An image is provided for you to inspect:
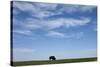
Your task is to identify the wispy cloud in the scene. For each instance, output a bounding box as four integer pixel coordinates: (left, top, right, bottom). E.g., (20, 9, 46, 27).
(13, 16, 87, 38)
(13, 1, 96, 19)
(13, 1, 59, 18)
(13, 29, 32, 35)
(46, 31, 65, 38)
(60, 4, 96, 14)
(22, 17, 91, 30)
(13, 1, 36, 12)
(46, 31, 84, 39)
(45, 17, 90, 29)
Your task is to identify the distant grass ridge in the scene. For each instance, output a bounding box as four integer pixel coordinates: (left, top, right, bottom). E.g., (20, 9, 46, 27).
(12, 57, 97, 66)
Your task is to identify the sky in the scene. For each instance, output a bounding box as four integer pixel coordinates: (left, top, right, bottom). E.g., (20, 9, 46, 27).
(12, 1, 97, 61)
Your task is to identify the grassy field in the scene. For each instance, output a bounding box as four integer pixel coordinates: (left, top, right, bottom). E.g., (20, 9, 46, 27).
(12, 57, 97, 66)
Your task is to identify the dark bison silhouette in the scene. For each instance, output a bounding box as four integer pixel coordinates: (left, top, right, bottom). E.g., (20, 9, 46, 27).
(49, 56, 56, 60)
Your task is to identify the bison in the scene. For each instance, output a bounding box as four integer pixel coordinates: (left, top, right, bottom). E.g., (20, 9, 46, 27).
(49, 56, 56, 61)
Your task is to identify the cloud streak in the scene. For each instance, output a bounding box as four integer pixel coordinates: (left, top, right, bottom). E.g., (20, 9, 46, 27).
(46, 31, 84, 39)
(22, 17, 91, 30)
(13, 1, 96, 19)
(46, 31, 65, 38)
(59, 4, 96, 14)
(13, 16, 90, 38)
(13, 29, 32, 35)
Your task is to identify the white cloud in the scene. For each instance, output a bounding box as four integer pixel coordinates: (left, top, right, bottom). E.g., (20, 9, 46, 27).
(43, 19, 65, 29)
(60, 5, 96, 13)
(22, 17, 91, 30)
(32, 11, 61, 18)
(46, 31, 65, 38)
(34, 2, 57, 10)
(13, 29, 32, 35)
(52, 17, 91, 28)
(13, 16, 90, 37)
(46, 31, 84, 39)
(13, 1, 59, 18)
(13, 2, 95, 19)
(13, 1, 36, 12)
(14, 17, 86, 38)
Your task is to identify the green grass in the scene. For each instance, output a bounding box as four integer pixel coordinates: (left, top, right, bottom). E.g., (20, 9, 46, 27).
(12, 57, 97, 66)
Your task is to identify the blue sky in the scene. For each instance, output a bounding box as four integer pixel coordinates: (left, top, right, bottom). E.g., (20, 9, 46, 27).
(12, 1, 97, 61)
